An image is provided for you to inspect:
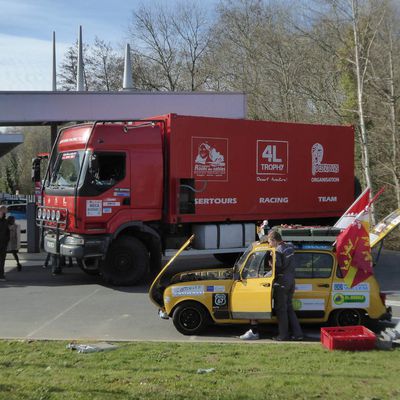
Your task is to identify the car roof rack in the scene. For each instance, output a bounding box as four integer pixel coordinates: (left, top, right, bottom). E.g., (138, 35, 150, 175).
(274, 226, 341, 243)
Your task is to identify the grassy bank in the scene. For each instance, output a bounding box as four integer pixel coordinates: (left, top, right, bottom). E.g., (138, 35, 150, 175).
(0, 340, 399, 399)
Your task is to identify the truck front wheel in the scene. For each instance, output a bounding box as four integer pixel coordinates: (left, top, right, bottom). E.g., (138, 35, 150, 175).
(101, 236, 149, 286)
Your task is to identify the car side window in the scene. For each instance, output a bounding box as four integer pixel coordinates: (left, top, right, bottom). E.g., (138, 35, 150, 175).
(242, 251, 272, 278)
(294, 252, 333, 279)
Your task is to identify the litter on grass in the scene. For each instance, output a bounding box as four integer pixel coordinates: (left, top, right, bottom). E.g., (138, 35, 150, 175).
(197, 368, 216, 374)
(67, 342, 118, 353)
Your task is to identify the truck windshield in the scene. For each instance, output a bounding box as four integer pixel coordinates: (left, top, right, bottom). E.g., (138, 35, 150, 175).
(49, 151, 84, 188)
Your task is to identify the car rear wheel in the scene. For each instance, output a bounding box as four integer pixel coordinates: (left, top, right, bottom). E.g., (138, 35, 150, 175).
(172, 301, 209, 335)
(331, 309, 364, 326)
(101, 236, 149, 286)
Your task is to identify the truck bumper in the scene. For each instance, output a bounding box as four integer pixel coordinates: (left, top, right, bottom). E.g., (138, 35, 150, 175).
(44, 232, 111, 259)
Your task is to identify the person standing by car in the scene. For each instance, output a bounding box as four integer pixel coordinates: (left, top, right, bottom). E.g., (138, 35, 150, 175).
(7, 216, 22, 271)
(0, 205, 10, 281)
(268, 230, 303, 341)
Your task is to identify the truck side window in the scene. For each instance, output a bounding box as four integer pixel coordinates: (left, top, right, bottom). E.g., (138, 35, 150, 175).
(294, 252, 333, 279)
(91, 153, 125, 188)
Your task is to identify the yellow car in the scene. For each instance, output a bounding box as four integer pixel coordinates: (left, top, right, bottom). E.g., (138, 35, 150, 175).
(150, 213, 399, 336)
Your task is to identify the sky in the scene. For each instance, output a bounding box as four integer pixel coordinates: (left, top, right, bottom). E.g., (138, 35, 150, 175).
(0, 0, 217, 91)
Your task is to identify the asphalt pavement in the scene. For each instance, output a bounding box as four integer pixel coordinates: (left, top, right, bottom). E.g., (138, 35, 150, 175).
(0, 249, 399, 342)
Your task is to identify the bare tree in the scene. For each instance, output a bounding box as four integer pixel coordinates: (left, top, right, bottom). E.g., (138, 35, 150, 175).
(128, 1, 211, 91)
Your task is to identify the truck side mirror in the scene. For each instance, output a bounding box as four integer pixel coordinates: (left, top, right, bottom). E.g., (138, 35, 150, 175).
(32, 158, 41, 182)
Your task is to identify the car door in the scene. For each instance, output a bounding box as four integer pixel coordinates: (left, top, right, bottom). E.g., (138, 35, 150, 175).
(293, 250, 334, 320)
(230, 249, 274, 320)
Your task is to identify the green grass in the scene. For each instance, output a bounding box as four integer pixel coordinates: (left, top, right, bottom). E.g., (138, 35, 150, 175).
(0, 340, 399, 400)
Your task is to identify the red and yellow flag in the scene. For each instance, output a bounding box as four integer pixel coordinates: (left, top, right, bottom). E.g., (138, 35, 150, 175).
(336, 210, 373, 288)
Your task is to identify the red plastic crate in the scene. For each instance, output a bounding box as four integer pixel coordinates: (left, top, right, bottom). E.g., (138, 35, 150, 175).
(321, 326, 376, 351)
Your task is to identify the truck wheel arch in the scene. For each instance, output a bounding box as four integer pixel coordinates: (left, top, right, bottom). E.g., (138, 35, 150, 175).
(111, 222, 162, 275)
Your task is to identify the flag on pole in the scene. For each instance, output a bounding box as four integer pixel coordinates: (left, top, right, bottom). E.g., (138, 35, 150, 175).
(336, 209, 373, 288)
(334, 187, 370, 229)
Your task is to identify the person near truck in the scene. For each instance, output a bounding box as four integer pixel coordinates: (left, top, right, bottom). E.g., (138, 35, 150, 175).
(6, 216, 22, 271)
(268, 230, 303, 341)
(0, 205, 10, 281)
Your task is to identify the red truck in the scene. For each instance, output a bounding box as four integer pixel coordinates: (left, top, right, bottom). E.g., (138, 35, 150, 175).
(36, 114, 355, 285)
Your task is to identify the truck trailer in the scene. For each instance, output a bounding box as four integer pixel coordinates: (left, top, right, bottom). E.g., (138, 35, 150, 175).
(36, 114, 355, 285)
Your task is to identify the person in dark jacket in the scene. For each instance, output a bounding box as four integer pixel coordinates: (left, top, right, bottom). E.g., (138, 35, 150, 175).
(268, 230, 303, 341)
(7, 216, 22, 271)
(0, 206, 10, 281)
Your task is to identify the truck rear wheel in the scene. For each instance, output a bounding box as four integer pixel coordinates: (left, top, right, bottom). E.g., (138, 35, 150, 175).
(172, 301, 209, 335)
(101, 236, 149, 286)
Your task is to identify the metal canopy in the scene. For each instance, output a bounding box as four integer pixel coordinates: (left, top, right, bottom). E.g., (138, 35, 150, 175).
(0, 133, 24, 157)
(0, 91, 247, 126)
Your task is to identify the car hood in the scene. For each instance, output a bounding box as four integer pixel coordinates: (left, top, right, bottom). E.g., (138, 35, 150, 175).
(149, 235, 194, 308)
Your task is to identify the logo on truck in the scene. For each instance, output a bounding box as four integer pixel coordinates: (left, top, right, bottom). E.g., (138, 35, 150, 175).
(192, 137, 228, 181)
(256, 140, 288, 180)
(311, 143, 339, 183)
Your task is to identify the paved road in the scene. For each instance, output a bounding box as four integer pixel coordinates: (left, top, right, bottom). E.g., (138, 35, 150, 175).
(0, 249, 399, 342)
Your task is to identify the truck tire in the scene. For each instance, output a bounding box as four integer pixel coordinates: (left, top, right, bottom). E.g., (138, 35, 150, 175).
(330, 309, 365, 326)
(172, 301, 209, 335)
(214, 253, 240, 265)
(77, 258, 100, 276)
(101, 236, 149, 286)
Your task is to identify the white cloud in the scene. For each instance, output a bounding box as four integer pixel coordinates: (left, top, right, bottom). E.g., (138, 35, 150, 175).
(0, 34, 69, 91)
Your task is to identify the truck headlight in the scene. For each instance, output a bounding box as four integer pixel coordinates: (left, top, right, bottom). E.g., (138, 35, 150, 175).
(51, 210, 56, 221)
(64, 236, 85, 245)
(46, 209, 51, 220)
(55, 210, 61, 221)
(37, 208, 42, 219)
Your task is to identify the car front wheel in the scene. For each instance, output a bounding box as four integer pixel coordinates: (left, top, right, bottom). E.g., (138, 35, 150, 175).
(172, 301, 209, 335)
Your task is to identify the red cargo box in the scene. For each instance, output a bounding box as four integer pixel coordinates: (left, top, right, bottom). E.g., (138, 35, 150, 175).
(321, 326, 376, 351)
(161, 114, 354, 224)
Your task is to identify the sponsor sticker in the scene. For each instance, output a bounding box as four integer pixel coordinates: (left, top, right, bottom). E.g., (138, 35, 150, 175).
(311, 143, 340, 183)
(195, 198, 237, 205)
(103, 201, 120, 207)
(171, 285, 204, 297)
(333, 283, 369, 291)
(103, 208, 112, 214)
(256, 140, 289, 179)
(292, 298, 325, 311)
(192, 137, 228, 181)
(213, 293, 228, 308)
(206, 286, 226, 293)
(86, 200, 102, 217)
(295, 284, 312, 291)
(113, 188, 130, 197)
(332, 292, 369, 308)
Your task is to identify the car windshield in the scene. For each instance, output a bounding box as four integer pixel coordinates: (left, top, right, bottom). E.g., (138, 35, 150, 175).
(49, 151, 84, 188)
(234, 243, 253, 270)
